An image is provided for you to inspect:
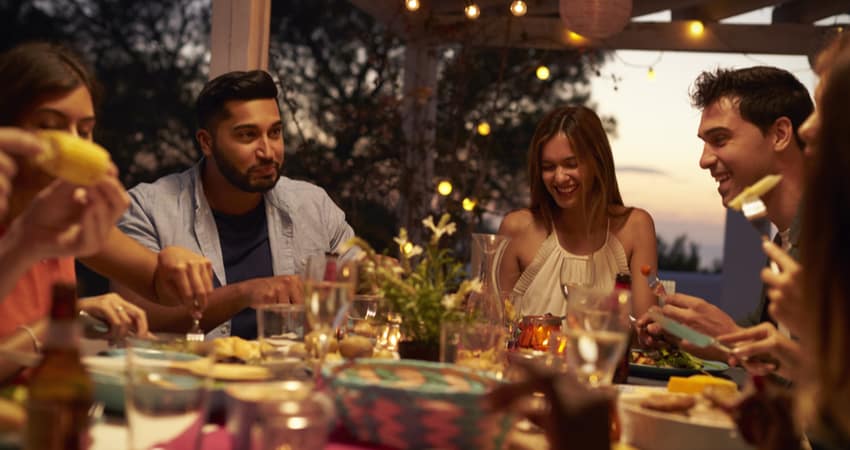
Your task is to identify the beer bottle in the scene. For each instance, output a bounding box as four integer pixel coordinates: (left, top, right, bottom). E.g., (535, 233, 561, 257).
(612, 272, 632, 384)
(25, 283, 93, 450)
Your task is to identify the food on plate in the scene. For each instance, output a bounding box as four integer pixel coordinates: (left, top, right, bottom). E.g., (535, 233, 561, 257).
(630, 348, 704, 369)
(305, 330, 339, 355)
(667, 375, 737, 397)
(212, 336, 273, 362)
(639, 393, 697, 413)
(338, 335, 374, 359)
(727, 174, 783, 211)
(36, 130, 111, 185)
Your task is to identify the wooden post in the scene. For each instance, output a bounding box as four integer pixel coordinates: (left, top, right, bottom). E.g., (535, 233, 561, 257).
(399, 41, 439, 238)
(209, 0, 271, 78)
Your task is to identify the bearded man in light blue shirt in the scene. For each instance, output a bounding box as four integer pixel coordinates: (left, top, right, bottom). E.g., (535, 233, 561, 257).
(117, 70, 354, 339)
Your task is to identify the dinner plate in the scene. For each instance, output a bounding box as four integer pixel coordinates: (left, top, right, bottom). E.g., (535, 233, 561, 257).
(629, 359, 729, 379)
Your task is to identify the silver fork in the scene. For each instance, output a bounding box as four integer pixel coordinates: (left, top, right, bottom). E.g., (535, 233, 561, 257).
(740, 197, 781, 273)
(186, 299, 205, 342)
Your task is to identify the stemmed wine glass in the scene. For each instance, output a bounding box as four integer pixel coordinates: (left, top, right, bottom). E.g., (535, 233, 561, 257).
(562, 288, 631, 387)
(301, 253, 357, 383)
(559, 254, 596, 302)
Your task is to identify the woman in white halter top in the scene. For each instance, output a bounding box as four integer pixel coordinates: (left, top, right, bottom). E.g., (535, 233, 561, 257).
(498, 106, 659, 318)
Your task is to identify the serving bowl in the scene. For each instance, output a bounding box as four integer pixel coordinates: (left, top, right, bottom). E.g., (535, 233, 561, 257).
(325, 358, 516, 450)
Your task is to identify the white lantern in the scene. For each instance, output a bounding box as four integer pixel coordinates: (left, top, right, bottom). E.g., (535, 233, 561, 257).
(559, 0, 633, 40)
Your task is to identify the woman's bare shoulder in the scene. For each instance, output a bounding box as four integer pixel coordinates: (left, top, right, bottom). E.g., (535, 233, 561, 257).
(609, 206, 655, 242)
(498, 209, 539, 236)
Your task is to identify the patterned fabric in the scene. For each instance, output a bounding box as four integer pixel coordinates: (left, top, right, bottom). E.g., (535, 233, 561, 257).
(330, 359, 515, 450)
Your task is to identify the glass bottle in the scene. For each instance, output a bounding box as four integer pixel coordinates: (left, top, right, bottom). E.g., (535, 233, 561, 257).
(466, 233, 510, 326)
(612, 272, 632, 384)
(25, 282, 93, 450)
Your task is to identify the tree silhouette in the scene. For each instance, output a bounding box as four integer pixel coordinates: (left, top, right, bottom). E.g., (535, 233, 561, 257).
(4, 0, 609, 255)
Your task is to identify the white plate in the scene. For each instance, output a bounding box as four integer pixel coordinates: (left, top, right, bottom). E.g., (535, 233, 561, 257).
(618, 390, 753, 450)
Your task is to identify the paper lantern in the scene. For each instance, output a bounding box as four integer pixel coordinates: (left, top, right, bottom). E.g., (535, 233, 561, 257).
(559, 0, 633, 40)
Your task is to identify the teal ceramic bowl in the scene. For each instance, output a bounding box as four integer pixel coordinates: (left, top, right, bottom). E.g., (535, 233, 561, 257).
(325, 359, 516, 450)
(86, 349, 225, 414)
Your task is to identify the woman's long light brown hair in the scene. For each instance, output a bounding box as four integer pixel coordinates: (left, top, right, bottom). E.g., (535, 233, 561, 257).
(527, 105, 624, 234)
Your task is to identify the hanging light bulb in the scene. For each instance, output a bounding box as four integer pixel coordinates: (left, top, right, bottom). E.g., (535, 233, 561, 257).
(462, 197, 477, 211)
(510, 0, 527, 17)
(437, 180, 453, 196)
(465, 3, 481, 19)
(689, 20, 705, 37)
(647, 67, 656, 80)
(536, 65, 551, 80)
(477, 121, 491, 136)
(566, 30, 587, 44)
(404, 0, 420, 11)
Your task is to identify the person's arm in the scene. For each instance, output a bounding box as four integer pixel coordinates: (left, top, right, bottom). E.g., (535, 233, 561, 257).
(114, 274, 303, 333)
(0, 320, 47, 382)
(624, 208, 659, 317)
(78, 230, 213, 309)
(496, 211, 528, 295)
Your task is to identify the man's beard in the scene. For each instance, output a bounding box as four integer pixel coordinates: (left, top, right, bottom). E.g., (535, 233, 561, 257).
(210, 143, 282, 193)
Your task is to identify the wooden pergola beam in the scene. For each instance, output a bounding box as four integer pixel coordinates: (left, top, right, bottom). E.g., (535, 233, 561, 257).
(773, 0, 850, 23)
(670, 0, 778, 21)
(424, 16, 833, 55)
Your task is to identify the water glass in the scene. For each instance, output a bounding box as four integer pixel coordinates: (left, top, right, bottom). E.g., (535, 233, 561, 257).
(257, 304, 308, 378)
(440, 321, 506, 377)
(124, 335, 213, 450)
(563, 287, 631, 387)
(342, 294, 380, 339)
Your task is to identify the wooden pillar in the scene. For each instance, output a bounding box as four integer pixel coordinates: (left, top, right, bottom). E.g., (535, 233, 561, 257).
(209, 0, 271, 78)
(399, 41, 439, 236)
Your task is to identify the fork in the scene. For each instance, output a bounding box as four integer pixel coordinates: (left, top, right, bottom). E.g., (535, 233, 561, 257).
(186, 298, 205, 342)
(730, 174, 783, 273)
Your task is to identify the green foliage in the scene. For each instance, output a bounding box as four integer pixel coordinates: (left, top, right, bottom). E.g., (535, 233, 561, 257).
(657, 234, 702, 272)
(4, 0, 610, 256)
(346, 214, 480, 343)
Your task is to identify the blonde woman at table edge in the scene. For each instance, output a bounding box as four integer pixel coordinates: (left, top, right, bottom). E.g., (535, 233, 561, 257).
(498, 105, 658, 318)
(0, 42, 214, 380)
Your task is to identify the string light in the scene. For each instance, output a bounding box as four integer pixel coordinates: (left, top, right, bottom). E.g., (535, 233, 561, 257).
(437, 180, 453, 196)
(464, 3, 481, 19)
(404, 0, 419, 11)
(536, 65, 551, 80)
(689, 20, 705, 37)
(565, 30, 587, 45)
(509, 0, 527, 17)
(477, 121, 491, 136)
(462, 198, 477, 211)
(647, 67, 656, 80)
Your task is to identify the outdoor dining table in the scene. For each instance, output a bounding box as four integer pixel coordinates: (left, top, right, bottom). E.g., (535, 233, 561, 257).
(85, 368, 749, 450)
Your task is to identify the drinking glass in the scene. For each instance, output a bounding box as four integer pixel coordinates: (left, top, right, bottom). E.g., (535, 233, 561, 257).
(346, 294, 380, 338)
(562, 287, 631, 387)
(124, 335, 213, 450)
(257, 304, 308, 378)
(440, 320, 506, 377)
(559, 255, 596, 302)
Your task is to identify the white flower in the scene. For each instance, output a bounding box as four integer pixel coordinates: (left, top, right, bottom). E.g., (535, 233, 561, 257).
(423, 214, 457, 243)
(403, 244, 423, 258)
(441, 293, 459, 310)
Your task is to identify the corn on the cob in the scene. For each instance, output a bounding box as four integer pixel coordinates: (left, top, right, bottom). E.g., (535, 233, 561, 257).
(35, 130, 111, 186)
(727, 174, 783, 211)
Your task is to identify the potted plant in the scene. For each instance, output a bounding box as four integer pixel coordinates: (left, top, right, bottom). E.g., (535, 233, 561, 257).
(343, 214, 481, 361)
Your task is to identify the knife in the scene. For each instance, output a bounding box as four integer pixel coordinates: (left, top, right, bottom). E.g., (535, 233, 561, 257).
(648, 311, 733, 354)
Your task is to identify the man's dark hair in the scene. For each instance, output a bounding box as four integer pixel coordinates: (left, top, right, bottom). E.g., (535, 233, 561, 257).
(195, 70, 279, 131)
(690, 66, 813, 149)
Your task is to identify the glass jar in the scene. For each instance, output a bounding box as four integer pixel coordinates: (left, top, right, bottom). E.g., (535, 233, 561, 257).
(516, 314, 563, 351)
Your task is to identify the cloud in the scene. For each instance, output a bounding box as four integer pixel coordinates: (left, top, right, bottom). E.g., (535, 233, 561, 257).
(616, 165, 669, 176)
